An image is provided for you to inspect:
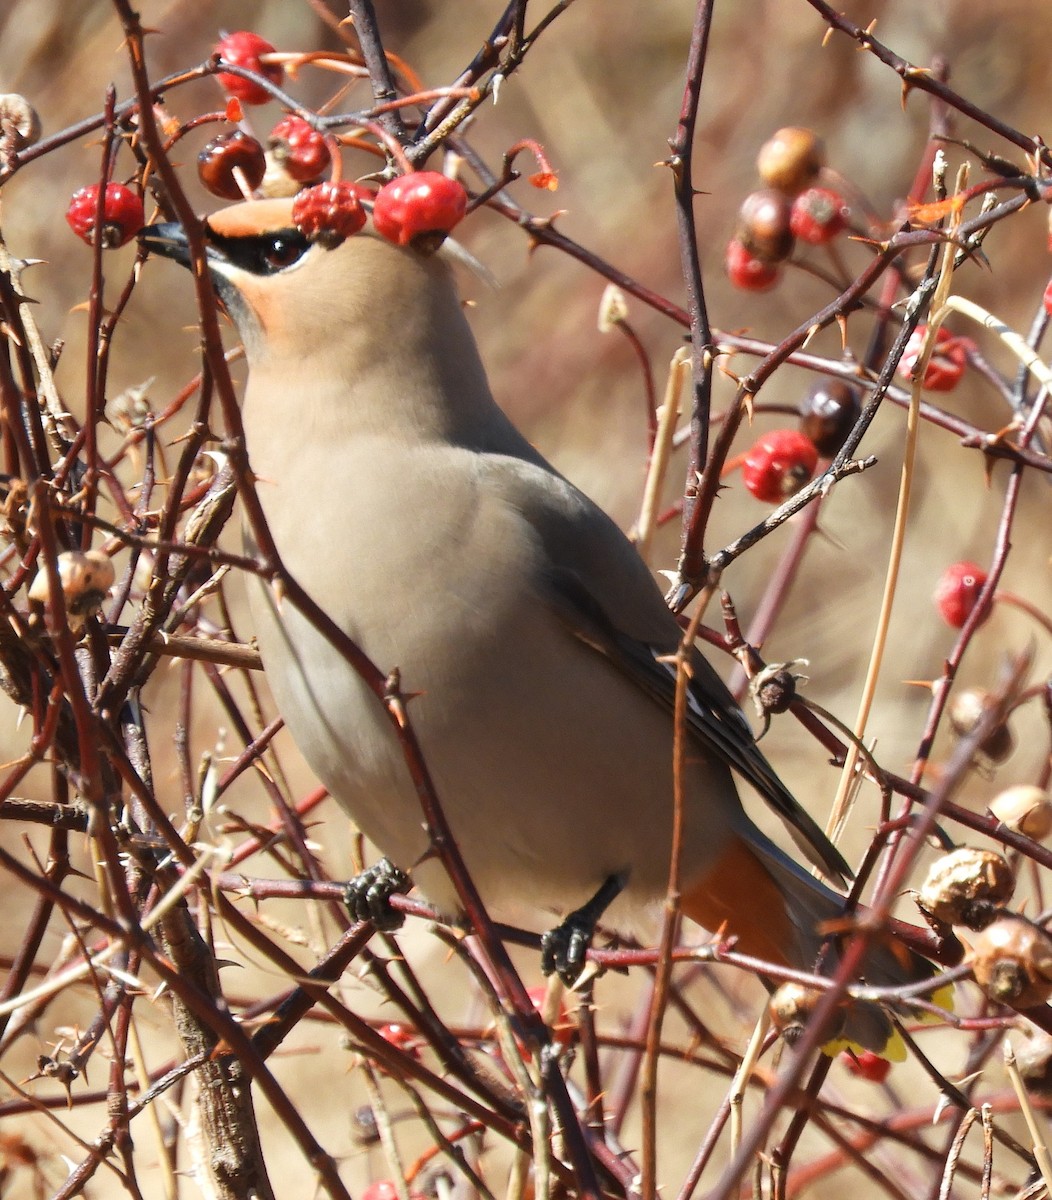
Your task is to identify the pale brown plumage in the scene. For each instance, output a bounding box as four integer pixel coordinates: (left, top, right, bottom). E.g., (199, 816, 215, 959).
(142, 200, 933, 1049)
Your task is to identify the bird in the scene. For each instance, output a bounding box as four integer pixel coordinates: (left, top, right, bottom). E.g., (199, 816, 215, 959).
(141, 196, 935, 1052)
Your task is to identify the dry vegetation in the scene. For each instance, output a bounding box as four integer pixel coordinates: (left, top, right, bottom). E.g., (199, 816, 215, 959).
(1, 2, 1052, 1198)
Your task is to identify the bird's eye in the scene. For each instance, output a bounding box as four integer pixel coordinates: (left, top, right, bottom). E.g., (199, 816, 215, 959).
(262, 237, 309, 272)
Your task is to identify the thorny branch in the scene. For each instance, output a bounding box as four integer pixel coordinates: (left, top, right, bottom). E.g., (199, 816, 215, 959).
(0, 3, 1051, 1200)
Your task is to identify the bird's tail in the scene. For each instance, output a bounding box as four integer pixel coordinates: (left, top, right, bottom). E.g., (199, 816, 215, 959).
(680, 829, 944, 1057)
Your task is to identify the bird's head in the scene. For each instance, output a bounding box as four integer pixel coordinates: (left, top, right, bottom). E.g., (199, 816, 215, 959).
(140, 198, 484, 370)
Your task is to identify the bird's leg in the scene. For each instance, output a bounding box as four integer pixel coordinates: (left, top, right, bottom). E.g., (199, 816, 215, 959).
(540, 872, 626, 985)
(343, 858, 410, 931)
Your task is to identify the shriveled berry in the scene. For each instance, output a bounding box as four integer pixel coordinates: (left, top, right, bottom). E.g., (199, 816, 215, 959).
(841, 1049, 891, 1083)
(1016, 1032, 1052, 1095)
(757, 127, 824, 194)
(898, 325, 972, 392)
(353, 1105, 379, 1144)
(969, 913, 1052, 1009)
(267, 115, 330, 182)
(0, 93, 41, 151)
(742, 429, 818, 502)
(725, 237, 780, 292)
(197, 130, 266, 200)
(989, 785, 1052, 841)
(215, 31, 283, 106)
(948, 687, 1014, 764)
(737, 188, 794, 262)
(917, 847, 1014, 930)
(790, 186, 846, 245)
(371, 172, 468, 249)
(934, 561, 988, 628)
(66, 183, 144, 249)
(292, 181, 369, 247)
(798, 379, 861, 456)
(769, 981, 846, 1047)
(28, 548, 116, 634)
(749, 661, 805, 717)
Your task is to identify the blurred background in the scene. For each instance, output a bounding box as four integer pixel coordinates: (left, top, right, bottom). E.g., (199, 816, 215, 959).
(2, 1, 1052, 1196)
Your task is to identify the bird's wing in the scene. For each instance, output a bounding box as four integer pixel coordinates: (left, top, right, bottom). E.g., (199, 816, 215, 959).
(483, 453, 852, 885)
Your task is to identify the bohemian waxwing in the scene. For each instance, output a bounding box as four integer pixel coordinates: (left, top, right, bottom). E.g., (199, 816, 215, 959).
(142, 199, 936, 1053)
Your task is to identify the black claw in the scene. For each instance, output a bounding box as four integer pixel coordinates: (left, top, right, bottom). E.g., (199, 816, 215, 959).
(540, 873, 627, 985)
(343, 858, 410, 931)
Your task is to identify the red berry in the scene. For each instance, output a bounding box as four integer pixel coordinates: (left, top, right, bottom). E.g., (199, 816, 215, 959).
(66, 183, 144, 249)
(360, 1183, 400, 1200)
(898, 325, 972, 392)
(798, 379, 861, 456)
(267, 115, 330, 183)
(741, 430, 818, 502)
(789, 186, 846, 245)
(725, 238, 780, 292)
(1043, 279, 1052, 316)
(757, 127, 824, 194)
(934, 560, 988, 628)
(377, 1022, 421, 1060)
(292, 181, 369, 246)
(371, 172, 468, 248)
(737, 189, 794, 262)
(841, 1049, 891, 1083)
(197, 131, 266, 200)
(214, 31, 283, 106)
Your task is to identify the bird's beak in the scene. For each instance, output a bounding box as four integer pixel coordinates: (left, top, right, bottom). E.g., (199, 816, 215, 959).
(139, 221, 192, 268)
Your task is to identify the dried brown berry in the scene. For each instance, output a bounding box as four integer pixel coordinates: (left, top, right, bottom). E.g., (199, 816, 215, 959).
(917, 847, 1014, 930)
(948, 688, 1014, 763)
(197, 130, 266, 200)
(28, 549, 115, 630)
(969, 914, 1052, 1009)
(798, 379, 862, 457)
(0, 93, 41, 152)
(768, 982, 844, 1046)
(750, 661, 806, 717)
(1014, 1031, 1052, 1095)
(989, 785, 1052, 841)
(757, 127, 824, 194)
(737, 188, 794, 262)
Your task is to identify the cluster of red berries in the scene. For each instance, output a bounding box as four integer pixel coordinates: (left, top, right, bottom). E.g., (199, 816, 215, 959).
(286, 171, 467, 251)
(726, 126, 848, 292)
(66, 30, 469, 253)
(736, 377, 862, 503)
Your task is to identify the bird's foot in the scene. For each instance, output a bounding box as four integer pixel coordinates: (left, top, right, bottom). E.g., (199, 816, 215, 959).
(540, 873, 626, 985)
(344, 858, 410, 931)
